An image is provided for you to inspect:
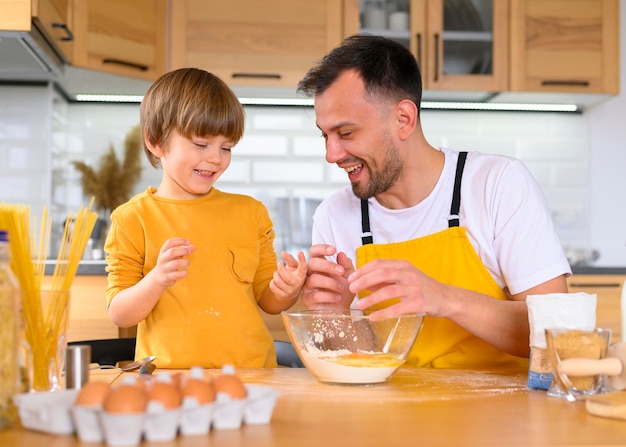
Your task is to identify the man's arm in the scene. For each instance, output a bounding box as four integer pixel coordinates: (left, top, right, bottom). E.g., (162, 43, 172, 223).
(350, 259, 568, 358)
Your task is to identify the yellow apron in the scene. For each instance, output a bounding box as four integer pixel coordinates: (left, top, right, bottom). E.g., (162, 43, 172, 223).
(356, 152, 528, 369)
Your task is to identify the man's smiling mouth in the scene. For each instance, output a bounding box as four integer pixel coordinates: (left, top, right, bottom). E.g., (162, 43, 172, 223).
(345, 164, 363, 174)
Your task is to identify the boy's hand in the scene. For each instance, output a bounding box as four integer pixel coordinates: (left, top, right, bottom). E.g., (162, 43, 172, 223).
(153, 238, 196, 287)
(269, 250, 307, 302)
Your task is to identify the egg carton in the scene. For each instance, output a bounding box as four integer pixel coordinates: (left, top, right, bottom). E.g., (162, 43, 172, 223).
(13, 389, 79, 435)
(13, 384, 280, 445)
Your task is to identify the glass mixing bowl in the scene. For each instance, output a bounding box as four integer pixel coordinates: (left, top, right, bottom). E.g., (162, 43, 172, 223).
(282, 309, 424, 385)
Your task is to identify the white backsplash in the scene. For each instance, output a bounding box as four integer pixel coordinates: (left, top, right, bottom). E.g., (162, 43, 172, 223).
(0, 84, 604, 263)
(0, 85, 53, 212)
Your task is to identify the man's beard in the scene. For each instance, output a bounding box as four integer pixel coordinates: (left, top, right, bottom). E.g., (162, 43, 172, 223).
(351, 134, 402, 200)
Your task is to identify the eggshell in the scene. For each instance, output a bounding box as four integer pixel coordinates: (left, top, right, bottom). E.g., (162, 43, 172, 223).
(103, 384, 148, 414)
(171, 372, 184, 388)
(134, 376, 148, 391)
(74, 381, 110, 407)
(146, 380, 182, 409)
(213, 374, 247, 399)
(181, 377, 216, 405)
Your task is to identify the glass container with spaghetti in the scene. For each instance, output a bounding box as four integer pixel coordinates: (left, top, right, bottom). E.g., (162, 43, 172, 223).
(0, 230, 20, 428)
(0, 202, 97, 392)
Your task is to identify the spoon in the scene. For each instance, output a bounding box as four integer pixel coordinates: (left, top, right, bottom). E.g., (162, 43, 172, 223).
(118, 355, 157, 371)
(382, 319, 401, 353)
(92, 355, 156, 371)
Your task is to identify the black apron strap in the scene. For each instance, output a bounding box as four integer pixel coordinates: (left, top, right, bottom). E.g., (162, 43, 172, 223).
(449, 151, 468, 227)
(360, 151, 467, 243)
(360, 199, 373, 245)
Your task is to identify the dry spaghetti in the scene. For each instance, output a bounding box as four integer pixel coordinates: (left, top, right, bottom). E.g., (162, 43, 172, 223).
(0, 200, 97, 391)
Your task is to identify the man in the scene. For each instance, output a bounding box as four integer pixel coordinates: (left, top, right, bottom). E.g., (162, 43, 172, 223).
(296, 35, 571, 369)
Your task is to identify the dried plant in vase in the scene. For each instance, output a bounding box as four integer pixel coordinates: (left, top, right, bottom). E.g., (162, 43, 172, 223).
(72, 124, 143, 242)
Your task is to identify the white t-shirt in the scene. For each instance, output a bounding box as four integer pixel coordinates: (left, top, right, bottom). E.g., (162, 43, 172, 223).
(312, 147, 571, 295)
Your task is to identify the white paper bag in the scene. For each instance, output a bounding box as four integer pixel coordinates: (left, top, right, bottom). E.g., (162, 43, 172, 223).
(526, 292, 596, 390)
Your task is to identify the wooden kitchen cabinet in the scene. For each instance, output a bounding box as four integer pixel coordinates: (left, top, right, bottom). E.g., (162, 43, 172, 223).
(343, 0, 509, 92)
(170, 0, 344, 87)
(510, 0, 619, 95)
(567, 274, 624, 343)
(42, 275, 118, 342)
(32, 0, 74, 62)
(0, 0, 30, 30)
(0, 0, 74, 62)
(71, 0, 168, 81)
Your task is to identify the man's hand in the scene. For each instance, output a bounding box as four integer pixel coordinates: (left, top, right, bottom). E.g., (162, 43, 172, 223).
(301, 244, 356, 309)
(348, 258, 442, 317)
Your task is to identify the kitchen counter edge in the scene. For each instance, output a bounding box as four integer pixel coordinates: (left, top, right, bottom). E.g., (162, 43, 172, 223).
(570, 266, 626, 275)
(45, 260, 107, 275)
(43, 261, 626, 276)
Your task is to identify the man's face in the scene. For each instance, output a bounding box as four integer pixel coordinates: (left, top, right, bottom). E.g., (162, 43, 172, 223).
(314, 71, 402, 200)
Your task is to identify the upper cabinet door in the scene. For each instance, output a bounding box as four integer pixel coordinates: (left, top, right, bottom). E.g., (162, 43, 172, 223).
(426, 0, 509, 91)
(170, 0, 344, 87)
(510, 0, 619, 95)
(0, 0, 31, 31)
(72, 0, 168, 81)
(344, 0, 508, 92)
(32, 0, 75, 62)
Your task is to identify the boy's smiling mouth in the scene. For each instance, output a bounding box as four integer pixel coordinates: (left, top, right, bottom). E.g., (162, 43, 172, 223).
(194, 169, 214, 177)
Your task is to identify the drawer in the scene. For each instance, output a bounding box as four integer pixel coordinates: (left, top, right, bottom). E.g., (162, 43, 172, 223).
(567, 274, 625, 343)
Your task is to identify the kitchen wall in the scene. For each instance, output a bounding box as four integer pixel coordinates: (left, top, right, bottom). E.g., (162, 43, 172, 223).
(586, 0, 626, 267)
(0, 84, 53, 217)
(0, 3, 624, 266)
(0, 89, 592, 260)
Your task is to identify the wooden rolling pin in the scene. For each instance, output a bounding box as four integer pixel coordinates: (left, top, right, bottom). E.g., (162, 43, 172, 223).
(558, 342, 626, 391)
(560, 343, 626, 421)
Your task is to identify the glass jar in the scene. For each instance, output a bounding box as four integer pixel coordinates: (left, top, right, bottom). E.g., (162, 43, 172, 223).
(0, 230, 20, 429)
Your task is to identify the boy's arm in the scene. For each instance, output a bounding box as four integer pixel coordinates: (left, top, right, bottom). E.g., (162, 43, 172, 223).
(108, 238, 195, 327)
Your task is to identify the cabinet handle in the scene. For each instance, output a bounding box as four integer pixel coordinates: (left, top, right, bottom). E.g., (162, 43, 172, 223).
(232, 73, 282, 80)
(569, 283, 621, 288)
(541, 80, 590, 87)
(51, 23, 74, 41)
(433, 33, 440, 82)
(416, 33, 422, 71)
(102, 59, 148, 72)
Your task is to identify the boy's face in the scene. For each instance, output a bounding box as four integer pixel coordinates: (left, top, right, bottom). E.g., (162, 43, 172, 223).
(147, 128, 235, 199)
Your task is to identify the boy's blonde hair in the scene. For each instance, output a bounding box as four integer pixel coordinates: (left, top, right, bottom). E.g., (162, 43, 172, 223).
(140, 68, 245, 168)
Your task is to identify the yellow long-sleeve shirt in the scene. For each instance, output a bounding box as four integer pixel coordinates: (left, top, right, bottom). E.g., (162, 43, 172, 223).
(104, 187, 278, 368)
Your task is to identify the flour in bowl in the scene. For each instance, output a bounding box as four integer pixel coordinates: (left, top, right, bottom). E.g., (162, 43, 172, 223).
(300, 345, 404, 384)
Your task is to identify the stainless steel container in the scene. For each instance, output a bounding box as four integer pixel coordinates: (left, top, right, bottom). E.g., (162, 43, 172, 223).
(65, 344, 91, 389)
(275, 197, 322, 253)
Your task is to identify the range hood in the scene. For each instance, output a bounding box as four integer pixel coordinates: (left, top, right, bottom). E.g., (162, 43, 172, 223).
(0, 25, 64, 80)
(0, 23, 152, 99)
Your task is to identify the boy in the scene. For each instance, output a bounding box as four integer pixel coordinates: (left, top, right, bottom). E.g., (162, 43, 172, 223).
(104, 68, 306, 368)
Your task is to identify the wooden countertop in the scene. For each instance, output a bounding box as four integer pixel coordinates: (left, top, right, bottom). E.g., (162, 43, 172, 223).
(2, 367, 625, 446)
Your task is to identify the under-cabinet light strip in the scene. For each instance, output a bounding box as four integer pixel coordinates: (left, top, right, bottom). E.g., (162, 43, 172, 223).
(75, 94, 145, 103)
(75, 94, 579, 112)
(422, 101, 578, 112)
